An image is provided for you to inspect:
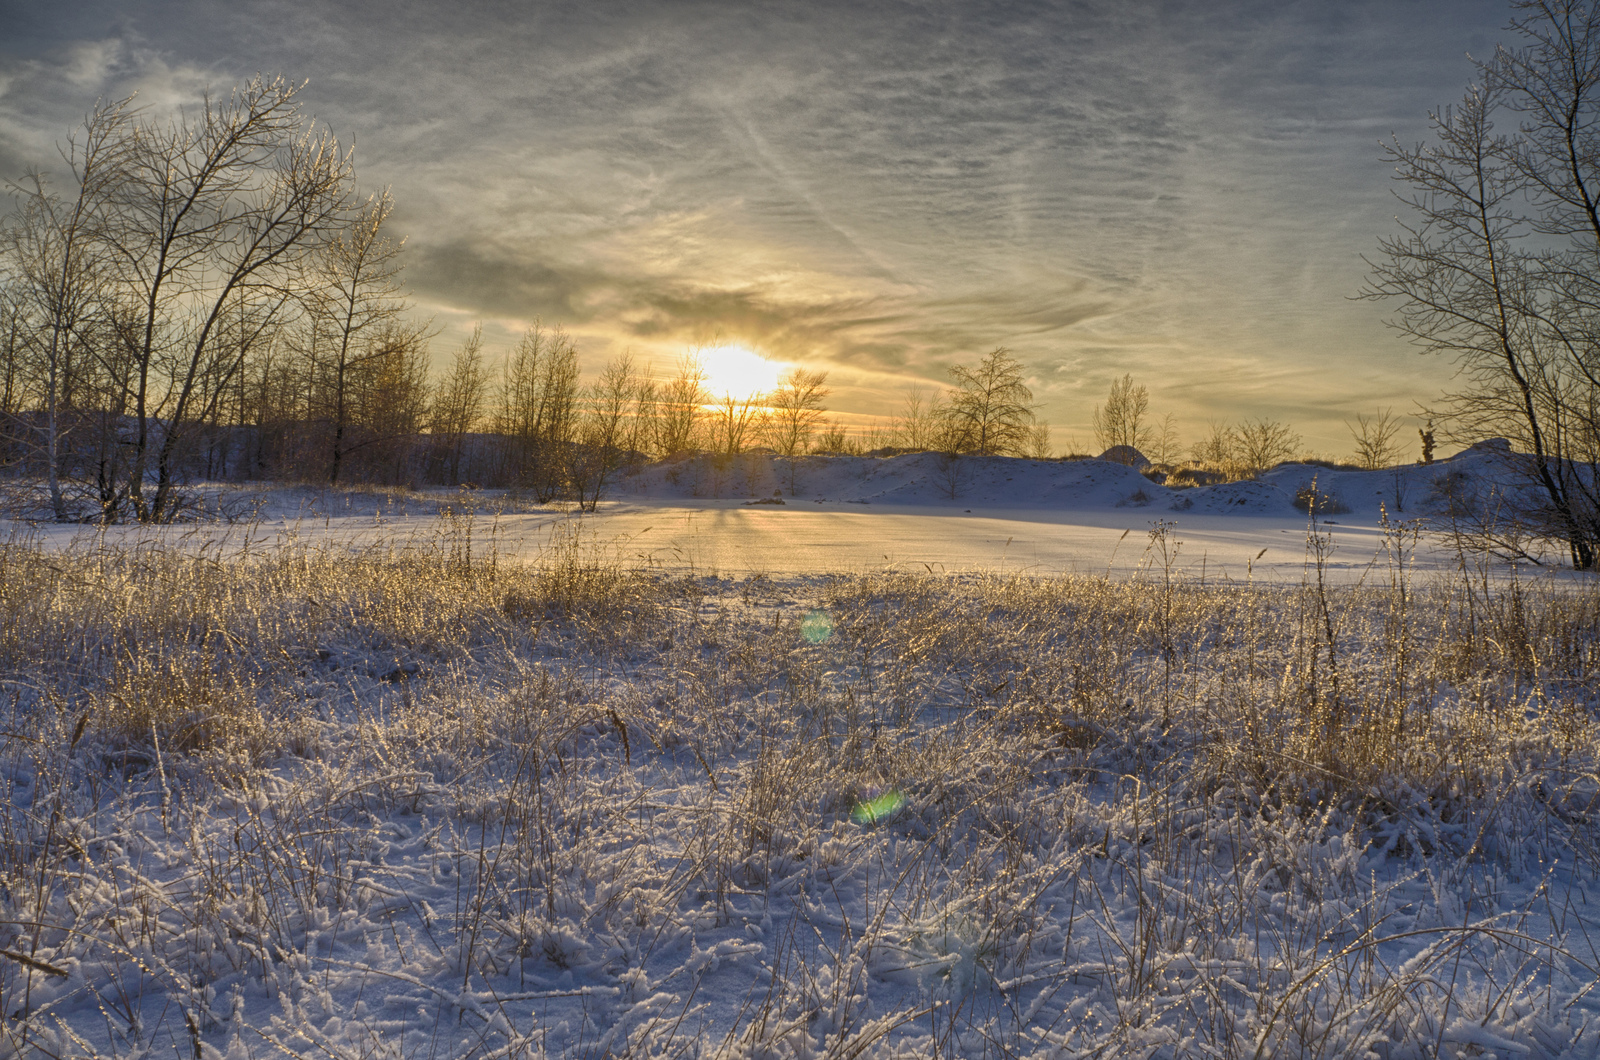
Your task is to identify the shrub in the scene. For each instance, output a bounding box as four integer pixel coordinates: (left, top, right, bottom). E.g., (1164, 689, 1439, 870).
(1116, 487, 1151, 507)
(1169, 466, 1227, 487)
(1293, 483, 1349, 515)
(1426, 468, 1479, 516)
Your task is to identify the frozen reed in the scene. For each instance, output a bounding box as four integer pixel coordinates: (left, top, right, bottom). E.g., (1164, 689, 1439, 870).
(0, 516, 1595, 1057)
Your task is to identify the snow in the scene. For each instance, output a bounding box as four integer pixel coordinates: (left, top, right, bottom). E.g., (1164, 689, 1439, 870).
(3, 448, 1547, 583)
(1, 447, 1596, 1057)
(512, 446, 1592, 581)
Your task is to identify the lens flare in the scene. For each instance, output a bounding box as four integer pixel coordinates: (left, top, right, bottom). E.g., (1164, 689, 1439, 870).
(851, 789, 906, 825)
(801, 610, 833, 643)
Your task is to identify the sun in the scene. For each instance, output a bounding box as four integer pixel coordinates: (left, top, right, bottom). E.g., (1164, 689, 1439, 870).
(698, 345, 786, 400)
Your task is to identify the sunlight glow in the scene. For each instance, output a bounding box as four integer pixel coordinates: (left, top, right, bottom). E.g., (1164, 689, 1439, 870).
(698, 345, 786, 399)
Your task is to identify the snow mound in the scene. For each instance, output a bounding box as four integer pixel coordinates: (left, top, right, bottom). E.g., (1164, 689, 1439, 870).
(612, 448, 1548, 521)
(1190, 478, 1294, 513)
(620, 452, 1176, 509)
(1097, 444, 1150, 468)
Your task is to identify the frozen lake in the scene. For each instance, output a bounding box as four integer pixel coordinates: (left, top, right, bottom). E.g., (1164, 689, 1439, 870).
(5, 449, 1573, 584)
(485, 500, 1449, 583)
(2, 496, 1508, 586)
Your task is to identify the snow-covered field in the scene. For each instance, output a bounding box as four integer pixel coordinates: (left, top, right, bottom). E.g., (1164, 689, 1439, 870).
(6, 445, 1552, 583)
(1, 449, 1598, 1058)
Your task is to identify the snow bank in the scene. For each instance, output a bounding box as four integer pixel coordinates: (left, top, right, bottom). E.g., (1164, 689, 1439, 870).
(616, 448, 1518, 522)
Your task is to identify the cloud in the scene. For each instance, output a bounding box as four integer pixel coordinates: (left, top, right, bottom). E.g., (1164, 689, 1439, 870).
(0, 28, 223, 179)
(0, 0, 1523, 449)
(407, 221, 1127, 389)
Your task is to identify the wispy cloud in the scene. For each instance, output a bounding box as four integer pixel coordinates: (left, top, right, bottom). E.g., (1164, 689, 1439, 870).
(0, 0, 1514, 448)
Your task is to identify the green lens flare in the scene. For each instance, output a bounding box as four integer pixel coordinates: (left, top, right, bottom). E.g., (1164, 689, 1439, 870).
(801, 610, 834, 643)
(851, 789, 906, 825)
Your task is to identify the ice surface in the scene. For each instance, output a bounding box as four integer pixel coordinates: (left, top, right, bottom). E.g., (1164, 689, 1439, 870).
(4, 447, 1560, 583)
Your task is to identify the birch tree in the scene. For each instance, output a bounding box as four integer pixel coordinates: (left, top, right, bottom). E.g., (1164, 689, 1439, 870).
(2, 98, 129, 519)
(105, 75, 354, 520)
(309, 191, 405, 484)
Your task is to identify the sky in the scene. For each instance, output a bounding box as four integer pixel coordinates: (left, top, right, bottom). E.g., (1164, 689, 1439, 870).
(0, 0, 1518, 455)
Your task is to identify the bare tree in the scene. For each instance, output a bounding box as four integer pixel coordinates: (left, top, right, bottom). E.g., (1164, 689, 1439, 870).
(759, 367, 829, 494)
(238, 330, 304, 479)
(350, 320, 431, 484)
(1148, 413, 1183, 466)
(762, 367, 829, 457)
(652, 355, 708, 457)
(1091, 373, 1150, 454)
(860, 418, 896, 452)
(308, 191, 406, 484)
(1027, 421, 1053, 459)
(81, 298, 146, 516)
(2, 98, 130, 519)
(811, 419, 855, 454)
(497, 322, 580, 499)
(1236, 418, 1300, 473)
(431, 325, 487, 485)
(1191, 418, 1295, 477)
(707, 390, 762, 455)
(569, 352, 642, 510)
(631, 377, 659, 454)
(894, 386, 944, 450)
(0, 283, 24, 450)
(1192, 421, 1245, 480)
(1364, 2, 1600, 567)
(1347, 408, 1405, 469)
(943, 348, 1036, 455)
(105, 76, 355, 520)
(192, 294, 283, 482)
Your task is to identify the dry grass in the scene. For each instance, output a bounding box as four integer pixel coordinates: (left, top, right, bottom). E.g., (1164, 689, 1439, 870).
(0, 517, 1594, 1056)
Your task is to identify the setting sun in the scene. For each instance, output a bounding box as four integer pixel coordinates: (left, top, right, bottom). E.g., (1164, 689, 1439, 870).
(698, 345, 787, 399)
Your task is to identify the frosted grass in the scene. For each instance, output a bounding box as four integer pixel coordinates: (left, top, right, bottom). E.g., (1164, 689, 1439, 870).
(0, 516, 1595, 1057)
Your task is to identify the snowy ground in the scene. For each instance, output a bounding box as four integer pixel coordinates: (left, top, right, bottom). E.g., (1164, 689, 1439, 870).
(581, 443, 1587, 581)
(1, 447, 1597, 1058)
(3, 445, 1559, 584)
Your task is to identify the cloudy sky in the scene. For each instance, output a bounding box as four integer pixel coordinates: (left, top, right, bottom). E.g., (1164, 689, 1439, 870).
(0, 0, 1516, 454)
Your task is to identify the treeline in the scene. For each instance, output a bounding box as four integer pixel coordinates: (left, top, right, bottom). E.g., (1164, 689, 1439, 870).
(0, 79, 725, 521)
(0, 79, 433, 522)
(698, 347, 1050, 460)
(1086, 373, 1423, 479)
(0, 75, 1057, 524)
